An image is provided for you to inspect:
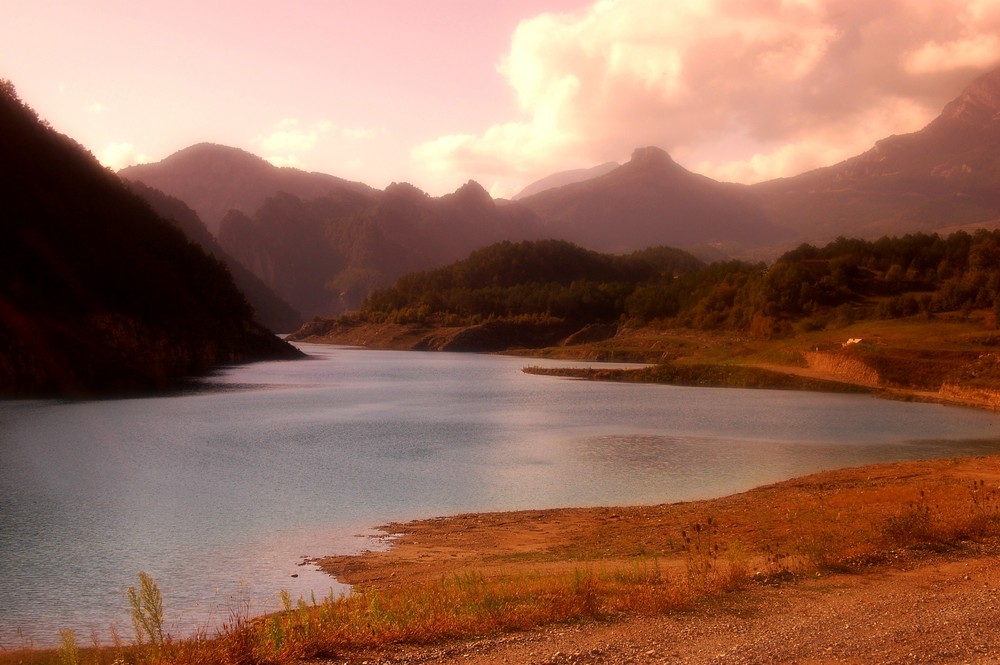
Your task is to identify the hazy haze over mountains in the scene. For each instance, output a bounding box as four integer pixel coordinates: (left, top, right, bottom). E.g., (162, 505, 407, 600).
(517, 146, 790, 253)
(214, 180, 543, 317)
(119, 143, 375, 235)
(750, 67, 1000, 242)
(125, 181, 305, 331)
(119, 66, 1000, 317)
(512, 162, 620, 200)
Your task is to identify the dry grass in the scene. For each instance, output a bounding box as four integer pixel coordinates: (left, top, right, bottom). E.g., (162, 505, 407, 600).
(6, 459, 1000, 665)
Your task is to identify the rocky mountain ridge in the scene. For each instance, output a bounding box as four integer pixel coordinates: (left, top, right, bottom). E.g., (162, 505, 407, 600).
(119, 143, 376, 234)
(120, 66, 1000, 316)
(752, 66, 1000, 241)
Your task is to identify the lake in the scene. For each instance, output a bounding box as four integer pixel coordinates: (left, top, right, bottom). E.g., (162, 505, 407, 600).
(3, 343, 1000, 646)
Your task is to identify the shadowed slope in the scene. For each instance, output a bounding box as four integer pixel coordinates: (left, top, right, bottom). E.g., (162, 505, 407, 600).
(0, 82, 300, 397)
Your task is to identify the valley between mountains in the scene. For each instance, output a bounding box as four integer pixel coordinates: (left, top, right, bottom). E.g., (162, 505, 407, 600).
(120, 66, 1000, 325)
(8, 62, 1000, 665)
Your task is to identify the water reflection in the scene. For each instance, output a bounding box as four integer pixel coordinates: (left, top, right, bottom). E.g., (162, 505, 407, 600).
(2, 346, 999, 646)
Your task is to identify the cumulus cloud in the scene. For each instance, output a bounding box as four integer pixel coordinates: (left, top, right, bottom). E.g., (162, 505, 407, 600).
(255, 118, 378, 169)
(256, 118, 331, 158)
(263, 154, 304, 169)
(98, 142, 148, 170)
(414, 0, 1000, 192)
(342, 126, 378, 141)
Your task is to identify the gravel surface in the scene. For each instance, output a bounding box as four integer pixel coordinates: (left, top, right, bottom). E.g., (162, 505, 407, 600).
(308, 546, 1000, 664)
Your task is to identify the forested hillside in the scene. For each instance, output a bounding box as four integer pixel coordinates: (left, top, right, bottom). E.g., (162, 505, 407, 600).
(352, 239, 704, 324)
(346, 232, 1000, 339)
(0, 81, 300, 397)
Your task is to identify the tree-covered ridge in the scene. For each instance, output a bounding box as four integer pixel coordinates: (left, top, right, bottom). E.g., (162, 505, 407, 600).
(351, 231, 1000, 337)
(358, 239, 705, 324)
(0, 81, 299, 396)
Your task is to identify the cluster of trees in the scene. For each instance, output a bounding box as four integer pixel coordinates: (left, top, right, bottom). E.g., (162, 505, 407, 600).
(360, 240, 703, 325)
(351, 231, 1000, 336)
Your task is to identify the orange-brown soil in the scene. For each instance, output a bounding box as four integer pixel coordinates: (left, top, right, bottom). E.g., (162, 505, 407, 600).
(314, 455, 1000, 664)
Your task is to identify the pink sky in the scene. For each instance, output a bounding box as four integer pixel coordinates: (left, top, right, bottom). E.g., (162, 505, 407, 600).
(4, 1, 1000, 198)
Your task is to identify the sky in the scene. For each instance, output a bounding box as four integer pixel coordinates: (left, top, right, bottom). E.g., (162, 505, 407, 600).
(4, 0, 1000, 199)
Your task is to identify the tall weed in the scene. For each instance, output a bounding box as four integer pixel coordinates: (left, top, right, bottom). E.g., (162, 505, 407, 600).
(126, 571, 165, 646)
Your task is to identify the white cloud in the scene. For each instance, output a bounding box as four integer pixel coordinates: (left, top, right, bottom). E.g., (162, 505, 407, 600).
(256, 118, 330, 154)
(98, 142, 148, 171)
(415, 0, 1000, 192)
(263, 154, 304, 169)
(86, 101, 106, 114)
(342, 126, 378, 140)
(255, 118, 378, 171)
(905, 34, 1000, 74)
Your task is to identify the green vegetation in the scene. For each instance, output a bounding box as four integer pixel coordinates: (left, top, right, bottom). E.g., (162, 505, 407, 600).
(355, 239, 704, 325)
(346, 231, 1000, 338)
(127, 573, 165, 648)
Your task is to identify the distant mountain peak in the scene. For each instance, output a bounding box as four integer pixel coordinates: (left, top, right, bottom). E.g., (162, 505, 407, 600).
(622, 146, 687, 179)
(120, 142, 375, 234)
(448, 179, 494, 207)
(629, 145, 675, 165)
(512, 161, 620, 200)
(384, 181, 429, 201)
(161, 142, 270, 169)
(938, 66, 1000, 128)
(517, 144, 788, 252)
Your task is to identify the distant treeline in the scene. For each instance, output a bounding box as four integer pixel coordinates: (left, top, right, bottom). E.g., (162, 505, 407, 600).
(349, 231, 1000, 336)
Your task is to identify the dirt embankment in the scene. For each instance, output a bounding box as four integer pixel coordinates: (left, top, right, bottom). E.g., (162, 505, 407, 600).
(940, 382, 1000, 409)
(291, 319, 1000, 410)
(801, 351, 881, 387)
(288, 318, 581, 353)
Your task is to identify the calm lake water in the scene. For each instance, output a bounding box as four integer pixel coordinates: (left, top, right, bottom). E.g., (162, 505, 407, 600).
(3, 343, 1000, 646)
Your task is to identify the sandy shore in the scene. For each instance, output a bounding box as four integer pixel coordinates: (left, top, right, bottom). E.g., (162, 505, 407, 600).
(295, 341, 1000, 663)
(313, 454, 1000, 663)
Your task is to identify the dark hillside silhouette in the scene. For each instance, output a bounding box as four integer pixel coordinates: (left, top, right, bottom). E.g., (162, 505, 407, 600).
(126, 181, 304, 332)
(0, 81, 300, 397)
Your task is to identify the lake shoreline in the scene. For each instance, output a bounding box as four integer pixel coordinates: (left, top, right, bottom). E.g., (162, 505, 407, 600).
(317, 454, 1000, 588)
(311, 454, 1000, 662)
(6, 346, 1000, 652)
(290, 319, 1000, 413)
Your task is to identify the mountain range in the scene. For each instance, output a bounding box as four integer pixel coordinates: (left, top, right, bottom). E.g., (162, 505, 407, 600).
(512, 161, 620, 200)
(214, 180, 542, 317)
(753, 66, 1000, 241)
(119, 66, 1000, 317)
(120, 143, 375, 235)
(517, 146, 791, 254)
(125, 181, 304, 332)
